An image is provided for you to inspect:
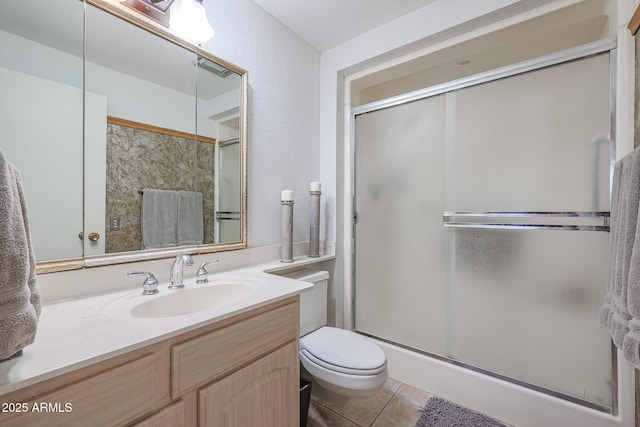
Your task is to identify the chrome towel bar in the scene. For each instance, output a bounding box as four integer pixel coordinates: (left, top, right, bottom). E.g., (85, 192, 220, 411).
(215, 211, 240, 221)
(443, 211, 610, 232)
(443, 211, 610, 218)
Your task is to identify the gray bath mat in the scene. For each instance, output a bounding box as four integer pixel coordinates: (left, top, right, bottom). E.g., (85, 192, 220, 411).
(416, 397, 509, 427)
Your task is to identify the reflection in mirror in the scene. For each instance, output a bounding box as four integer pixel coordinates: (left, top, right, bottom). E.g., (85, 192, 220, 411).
(0, 1, 84, 262)
(196, 56, 243, 244)
(87, 3, 244, 253)
(215, 137, 242, 243)
(0, 0, 247, 272)
(86, 4, 199, 254)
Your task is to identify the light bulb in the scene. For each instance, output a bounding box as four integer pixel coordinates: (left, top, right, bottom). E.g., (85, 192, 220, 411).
(171, 0, 215, 44)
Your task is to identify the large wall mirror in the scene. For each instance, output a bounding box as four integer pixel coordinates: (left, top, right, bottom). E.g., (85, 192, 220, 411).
(0, 0, 247, 273)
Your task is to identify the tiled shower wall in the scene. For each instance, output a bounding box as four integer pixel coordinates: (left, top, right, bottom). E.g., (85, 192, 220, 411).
(105, 123, 215, 253)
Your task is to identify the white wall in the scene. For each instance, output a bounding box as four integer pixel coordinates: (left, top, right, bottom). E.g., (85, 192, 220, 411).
(86, 61, 200, 136)
(0, 28, 216, 138)
(0, 29, 83, 90)
(202, 0, 321, 248)
(0, 67, 83, 261)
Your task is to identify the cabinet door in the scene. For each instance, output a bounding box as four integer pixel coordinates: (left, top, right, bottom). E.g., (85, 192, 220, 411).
(198, 342, 299, 427)
(172, 301, 298, 398)
(132, 401, 184, 427)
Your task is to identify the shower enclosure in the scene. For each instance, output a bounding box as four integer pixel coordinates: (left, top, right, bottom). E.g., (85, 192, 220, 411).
(214, 138, 241, 243)
(352, 41, 615, 411)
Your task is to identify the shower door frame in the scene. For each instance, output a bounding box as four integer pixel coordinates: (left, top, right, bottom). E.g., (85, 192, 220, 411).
(349, 38, 618, 413)
(214, 137, 242, 244)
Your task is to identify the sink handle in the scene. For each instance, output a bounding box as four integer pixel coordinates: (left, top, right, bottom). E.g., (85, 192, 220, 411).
(128, 271, 159, 295)
(196, 260, 220, 284)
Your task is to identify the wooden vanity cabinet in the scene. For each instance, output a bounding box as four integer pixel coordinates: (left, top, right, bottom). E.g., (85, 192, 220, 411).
(199, 342, 298, 427)
(0, 354, 163, 427)
(132, 400, 185, 427)
(0, 297, 300, 427)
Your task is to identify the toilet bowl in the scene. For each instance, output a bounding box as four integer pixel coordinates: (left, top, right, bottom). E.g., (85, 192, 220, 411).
(283, 269, 388, 403)
(300, 326, 388, 399)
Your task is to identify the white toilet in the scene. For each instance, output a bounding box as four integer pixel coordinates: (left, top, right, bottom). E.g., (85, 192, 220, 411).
(284, 269, 388, 404)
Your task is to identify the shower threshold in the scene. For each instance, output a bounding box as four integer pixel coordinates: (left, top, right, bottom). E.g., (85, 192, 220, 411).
(355, 330, 615, 414)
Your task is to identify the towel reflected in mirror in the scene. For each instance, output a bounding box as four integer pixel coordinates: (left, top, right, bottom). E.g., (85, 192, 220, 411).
(141, 189, 204, 250)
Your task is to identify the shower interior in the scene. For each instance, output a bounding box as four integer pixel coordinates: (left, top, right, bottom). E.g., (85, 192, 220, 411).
(352, 44, 615, 412)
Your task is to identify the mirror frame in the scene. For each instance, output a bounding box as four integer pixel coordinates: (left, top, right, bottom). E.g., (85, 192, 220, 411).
(37, 0, 248, 274)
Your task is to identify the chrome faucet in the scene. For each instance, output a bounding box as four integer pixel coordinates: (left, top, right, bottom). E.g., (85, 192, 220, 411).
(169, 254, 194, 289)
(128, 271, 159, 295)
(196, 259, 220, 284)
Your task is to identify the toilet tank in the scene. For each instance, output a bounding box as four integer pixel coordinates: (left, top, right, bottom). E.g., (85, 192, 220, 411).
(282, 269, 330, 336)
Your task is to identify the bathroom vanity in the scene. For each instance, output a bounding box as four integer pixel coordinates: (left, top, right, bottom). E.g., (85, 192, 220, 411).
(0, 258, 330, 427)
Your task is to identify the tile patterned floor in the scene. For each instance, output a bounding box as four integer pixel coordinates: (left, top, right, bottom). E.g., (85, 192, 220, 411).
(306, 378, 433, 427)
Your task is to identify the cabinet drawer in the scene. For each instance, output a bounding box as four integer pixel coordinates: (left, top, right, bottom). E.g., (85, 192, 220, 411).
(0, 354, 156, 427)
(171, 300, 298, 398)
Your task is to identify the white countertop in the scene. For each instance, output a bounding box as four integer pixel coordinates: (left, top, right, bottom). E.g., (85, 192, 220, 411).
(0, 255, 332, 396)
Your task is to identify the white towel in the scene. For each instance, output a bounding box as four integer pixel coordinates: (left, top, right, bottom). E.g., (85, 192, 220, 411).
(0, 149, 40, 361)
(177, 191, 203, 246)
(600, 147, 640, 368)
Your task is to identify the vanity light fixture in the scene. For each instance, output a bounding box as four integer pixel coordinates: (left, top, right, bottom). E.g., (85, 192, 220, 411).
(170, 0, 215, 44)
(122, 0, 175, 27)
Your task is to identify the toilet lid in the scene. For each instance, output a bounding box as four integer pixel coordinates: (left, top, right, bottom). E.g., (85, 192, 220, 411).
(300, 327, 386, 374)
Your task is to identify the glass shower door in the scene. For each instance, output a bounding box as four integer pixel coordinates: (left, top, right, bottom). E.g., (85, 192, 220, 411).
(353, 50, 614, 410)
(444, 53, 613, 408)
(354, 95, 447, 355)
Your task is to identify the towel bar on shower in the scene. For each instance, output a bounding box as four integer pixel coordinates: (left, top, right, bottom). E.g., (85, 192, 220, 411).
(442, 211, 610, 232)
(215, 211, 240, 221)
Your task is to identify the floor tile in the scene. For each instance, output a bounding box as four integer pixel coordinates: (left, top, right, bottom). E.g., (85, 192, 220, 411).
(307, 401, 358, 427)
(382, 377, 402, 394)
(395, 383, 433, 407)
(305, 378, 512, 427)
(315, 389, 394, 427)
(370, 395, 423, 427)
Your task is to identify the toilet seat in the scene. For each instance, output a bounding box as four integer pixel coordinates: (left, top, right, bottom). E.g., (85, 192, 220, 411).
(300, 326, 387, 375)
(300, 349, 386, 375)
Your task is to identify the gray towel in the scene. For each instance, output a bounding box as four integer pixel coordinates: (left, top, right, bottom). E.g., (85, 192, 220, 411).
(177, 191, 203, 246)
(600, 148, 640, 368)
(141, 189, 203, 249)
(141, 189, 180, 249)
(0, 149, 40, 360)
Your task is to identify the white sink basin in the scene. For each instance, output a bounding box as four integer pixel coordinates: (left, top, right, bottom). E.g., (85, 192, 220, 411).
(132, 283, 255, 318)
(103, 279, 265, 319)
